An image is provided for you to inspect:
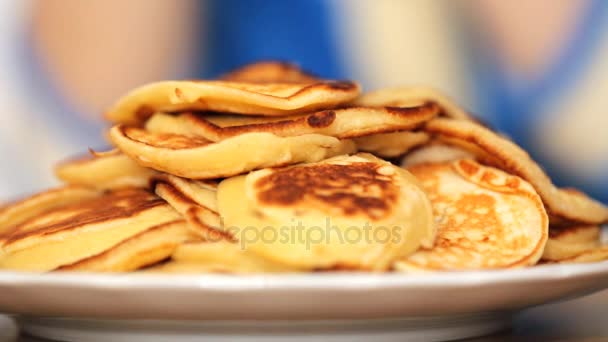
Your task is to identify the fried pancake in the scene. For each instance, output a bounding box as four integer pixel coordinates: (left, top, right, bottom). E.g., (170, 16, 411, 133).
(394, 160, 548, 271)
(401, 142, 476, 167)
(109, 125, 356, 179)
(217, 153, 434, 270)
(542, 225, 603, 262)
(353, 86, 471, 120)
(104, 79, 361, 124)
(153, 174, 218, 212)
(0, 186, 101, 237)
(220, 61, 319, 83)
(144, 103, 439, 142)
(56, 220, 196, 272)
(0, 189, 181, 271)
(155, 182, 233, 242)
(55, 152, 157, 190)
(167, 241, 296, 273)
(353, 131, 430, 158)
(553, 247, 608, 263)
(424, 118, 608, 224)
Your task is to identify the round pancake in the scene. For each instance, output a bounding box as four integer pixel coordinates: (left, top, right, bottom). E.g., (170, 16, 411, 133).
(353, 86, 472, 120)
(0, 186, 101, 237)
(144, 102, 439, 142)
(542, 225, 602, 262)
(0, 189, 181, 271)
(104, 79, 361, 125)
(220, 61, 319, 83)
(109, 125, 356, 179)
(55, 152, 157, 190)
(394, 159, 548, 271)
(56, 220, 196, 272)
(217, 153, 434, 270)
(401, 142, 476, 167)
(424, 118, 608, 224)
(154, 182, 233, 242)
(353, 131, 430, 158)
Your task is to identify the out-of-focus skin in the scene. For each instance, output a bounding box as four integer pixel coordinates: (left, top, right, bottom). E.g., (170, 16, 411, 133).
(31, 0, 199, 118)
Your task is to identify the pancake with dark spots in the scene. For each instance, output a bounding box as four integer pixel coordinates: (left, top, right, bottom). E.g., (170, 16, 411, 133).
(217, 154, 434, 270)
(0, 188, 181, 271)
(144, 102, 439, 143)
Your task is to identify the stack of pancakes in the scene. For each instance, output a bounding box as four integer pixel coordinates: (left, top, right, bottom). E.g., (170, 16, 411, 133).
(1, 61, 606, 273)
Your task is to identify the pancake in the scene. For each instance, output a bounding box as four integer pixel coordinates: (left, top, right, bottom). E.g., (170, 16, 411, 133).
(220, 61, 319, 83)
(144, 102, 439, 142)
(353, 86, 472, 120)
(166, 241, 296, 273)
(104, 79, 361, 125)
(55, 151, 157, 190)
(424, 118, 608, 224)
(0, 186, 101, 237)
(542, 225, 603, 262)
(109, 125, 356, 179)
(353, 131, 430, 158)
(0, 189, 181, 271)
(553, 246, 608, 264)
(401, 141, 476, 167)
(153, 174, 218, 212)
(56, 220, 196, 272)
(217, 153, 434, 270)
(154, 182, 233, 242)
(394, 159, 548, 271)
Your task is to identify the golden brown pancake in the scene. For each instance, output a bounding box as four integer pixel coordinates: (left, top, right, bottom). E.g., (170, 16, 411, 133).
(55, 151, 157, 190)
(353, 131, 430, 158)
(154, 182, 233, 242)
(424, 118, 608, 224)
(353, 86, 472, 120)
(220, 61, 319, 83)
(542, 225, 603, 262)
(400, 141, 477, 167)
(109, 125, 356, 179)
(144, 102, 439, 142)
(0, 189, 181, 271)
(217, 153, 434, 270)
(394, 160, 548, 271)
(56, 220, 196, 272)
(104, 79, 361, 125)
(0, 186, 101, 237)
(153, 174, 218, 212)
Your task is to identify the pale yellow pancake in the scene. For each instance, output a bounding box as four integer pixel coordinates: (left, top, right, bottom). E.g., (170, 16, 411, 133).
(0, 186, 101, 237)
(109, 125, 356, 179)
(220, 61, 319, 83)
(424, 118, 608, 224)
(353, 86, 472, 120)
(217, 153, 434, 270)
(56, 151, 157, 190)
(542, 225, 606, 262)
(394, 159, 548, 271)
(144, 102, 439, 142)
(105, 79, 360, 124)
(401, 142, 476, 167)
(0, 189, 181, 271)
(56, 220, 196, 272)
(353, 131, 430, 158)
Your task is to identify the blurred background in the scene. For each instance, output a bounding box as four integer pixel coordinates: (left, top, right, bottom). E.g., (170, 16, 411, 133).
(1, 0, 607, 202)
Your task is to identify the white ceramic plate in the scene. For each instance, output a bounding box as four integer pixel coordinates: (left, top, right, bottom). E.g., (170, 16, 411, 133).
(2, 262, 608, 342)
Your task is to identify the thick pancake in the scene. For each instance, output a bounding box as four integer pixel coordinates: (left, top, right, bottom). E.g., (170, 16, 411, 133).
(56, 220, 196, 272)
(109, 125, 356, 179)
(55, 151, 157, 190)
(220, 61, 319, 83)
(542, 225, 603, 262)
(104, 79, 361, 124)
(353, 86, 472, 120)
(217, 153, 434, 270)
(153, 174, 218, 212)
(353, 131, 430, 158)
(0, 186, 101, 237)
(424, 118, 608, 224)
(167, 241, 296, 273)
(401, 142, 476, 167)
(154, 182, 233, 242)
(144, 103, 439, 142)
(394, 159, 548, 271)
(0, 189, 181, 271)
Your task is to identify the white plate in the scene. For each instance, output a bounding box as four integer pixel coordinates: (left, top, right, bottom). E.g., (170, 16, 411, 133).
(2, 262, 608, 342)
